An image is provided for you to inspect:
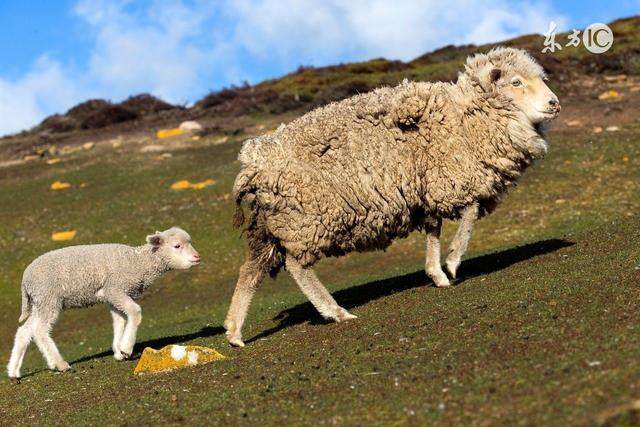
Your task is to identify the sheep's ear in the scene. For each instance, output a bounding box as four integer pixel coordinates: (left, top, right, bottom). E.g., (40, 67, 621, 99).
(479, 67, 502, 91)
(146, 232, 163, 247)
(474, 63, 502, 91)
(489, 68, 502, 83)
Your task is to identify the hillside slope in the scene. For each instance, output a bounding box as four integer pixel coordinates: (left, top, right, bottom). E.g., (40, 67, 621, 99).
(0, 16, 638, 426)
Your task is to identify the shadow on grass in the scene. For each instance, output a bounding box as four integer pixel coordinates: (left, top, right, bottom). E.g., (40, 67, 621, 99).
(70, 325, 224, 365)
(247, 238, 574, 343)
(70, 238, 573, 364)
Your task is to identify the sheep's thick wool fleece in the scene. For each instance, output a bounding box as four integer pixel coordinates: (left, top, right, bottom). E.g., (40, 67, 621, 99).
(22, 244, 168, 312)
(235, 54, 548, 269)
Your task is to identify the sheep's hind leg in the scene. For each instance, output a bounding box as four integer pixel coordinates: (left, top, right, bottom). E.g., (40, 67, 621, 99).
(286, 254, 356, 322)
(7, 317, 36, 379)
(445, 203, 479, 279)
(425, 218, 451, 288)
(31, 312, 70, 373)
(224, 258, 266, 347)
(109, 307, 126, 361)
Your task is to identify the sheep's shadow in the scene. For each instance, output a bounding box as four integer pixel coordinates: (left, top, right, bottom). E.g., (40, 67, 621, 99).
(69, 238, 572, 365)
(70, 325, 224, 365)
(246, 238, 574, 344)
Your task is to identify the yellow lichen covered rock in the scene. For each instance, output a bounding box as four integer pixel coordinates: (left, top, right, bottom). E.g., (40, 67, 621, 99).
(133, 345, 225, 375)
(50, 180, 71, 190)
(157, 128, 184, 139)
(51, 230, 77, 241)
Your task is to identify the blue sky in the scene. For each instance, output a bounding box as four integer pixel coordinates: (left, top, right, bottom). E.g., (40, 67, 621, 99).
(0, 0, 637, 135)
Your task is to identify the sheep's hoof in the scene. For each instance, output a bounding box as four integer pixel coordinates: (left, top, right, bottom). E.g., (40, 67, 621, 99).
(113, 352, 125, 361)
(435, 280, 451, 288)
(56, 361, 71, 372)
(120, 352, 132, 360)
(9, 377, 21, 384)
(335, 308, 357, 322)
(445, 260, 459, 279)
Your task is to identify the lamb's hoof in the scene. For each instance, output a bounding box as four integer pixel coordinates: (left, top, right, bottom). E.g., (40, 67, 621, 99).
(335, 308, 357, 322)
(120, 352, 133, 360)
(227, 335, 245, 348)
(113, 352, 125, 361)
(9, 377, 21, 384)
(56, 361, 71, 372)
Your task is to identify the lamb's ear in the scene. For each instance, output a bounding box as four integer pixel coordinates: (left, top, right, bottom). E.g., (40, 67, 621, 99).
(146, 231, 164, 248)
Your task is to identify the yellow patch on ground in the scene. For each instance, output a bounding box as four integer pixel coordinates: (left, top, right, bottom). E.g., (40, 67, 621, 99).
(134, 345, 225, 375)
(156, 128, 185, 139)
(51, 230, 77, 241)
(46, 158, 62, 165)
(50, 181, 71, 190)
(170, 180, 192, 190)
(191, 179, 216, 190)
(170, 179, 216, 190)
(598, 90, 620, 100)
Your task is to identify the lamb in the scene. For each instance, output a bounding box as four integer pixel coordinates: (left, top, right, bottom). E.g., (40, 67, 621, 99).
(224, 47, 561, 347)
(7, 227, 201, 380)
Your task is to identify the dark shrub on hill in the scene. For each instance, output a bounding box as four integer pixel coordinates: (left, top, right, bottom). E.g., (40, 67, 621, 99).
(66, 99, 111, 121)
(196, 84, 251, 109)
(312, 79, 375, 106)
(37, 114, 77, 133)
(119, 94, 180, 115)
(80, 105, 138, 129)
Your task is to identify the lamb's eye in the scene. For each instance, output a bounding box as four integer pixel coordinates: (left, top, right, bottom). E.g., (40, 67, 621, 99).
(512, 79, 522, 87)
(174, 244, 181, 249)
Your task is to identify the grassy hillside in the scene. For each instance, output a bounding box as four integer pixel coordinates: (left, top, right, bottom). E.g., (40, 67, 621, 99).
(0, 16, 639, 426)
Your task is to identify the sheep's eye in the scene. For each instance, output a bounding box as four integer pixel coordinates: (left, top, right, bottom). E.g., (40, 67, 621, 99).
(174, 244, 181, 249)
(512, 79, 522, 87)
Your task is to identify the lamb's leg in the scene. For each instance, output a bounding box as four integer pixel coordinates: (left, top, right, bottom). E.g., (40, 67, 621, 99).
(425, 218, 450, 288)
(31, 312, 69, 373)
(224, 259, 266, 347)
(445, 203, 479, 279)
(7, 317, 35, 379)
(106, 294, 141, 359)
(109, 307, 126, 361)
(286, 254, 356, 322)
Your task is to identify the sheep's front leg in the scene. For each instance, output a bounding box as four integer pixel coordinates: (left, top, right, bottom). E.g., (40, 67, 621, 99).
(286, 254, 357, 321)
(425, 218, 450, 288)
(224, 258, 266, 347)
(106, 294, 141, 359)
(109, 307, 126, 361)
(445, 203, 479, 279)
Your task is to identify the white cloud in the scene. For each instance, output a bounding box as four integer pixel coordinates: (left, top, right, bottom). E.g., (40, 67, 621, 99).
(226, 0, 568, 62)
(0, 0, 568, 136)
(0, 56, 79, 136)
(75, 0, 217, 103)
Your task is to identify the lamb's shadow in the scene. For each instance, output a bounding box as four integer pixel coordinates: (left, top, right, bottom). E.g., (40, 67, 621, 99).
(70, 325, 225, 365)
(247, 238, 574, 344)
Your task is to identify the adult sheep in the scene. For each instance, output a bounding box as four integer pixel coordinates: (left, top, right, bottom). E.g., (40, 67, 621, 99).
(225, 47, 560, 347)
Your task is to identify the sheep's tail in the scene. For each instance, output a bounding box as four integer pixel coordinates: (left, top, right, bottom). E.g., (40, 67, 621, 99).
(18, 286, 31, 323)
(232, 167, 257, 229)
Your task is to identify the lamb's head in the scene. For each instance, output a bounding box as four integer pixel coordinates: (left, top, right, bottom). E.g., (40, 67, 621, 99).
(464, 47, 560, 126)
(146, 227, 201, 270)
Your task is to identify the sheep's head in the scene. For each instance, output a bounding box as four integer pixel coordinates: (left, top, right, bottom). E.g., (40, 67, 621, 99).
(146, 227, 201, 270)
(465, 47, 560, 126)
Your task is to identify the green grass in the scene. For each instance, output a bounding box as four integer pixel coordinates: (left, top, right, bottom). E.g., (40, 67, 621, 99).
(0, 122, 638, 425)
